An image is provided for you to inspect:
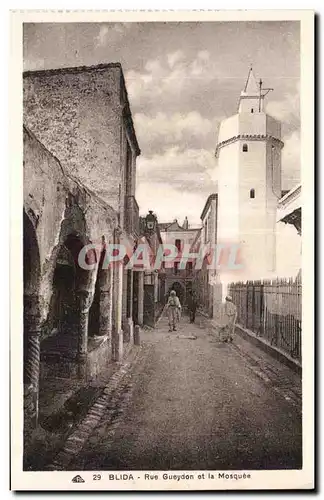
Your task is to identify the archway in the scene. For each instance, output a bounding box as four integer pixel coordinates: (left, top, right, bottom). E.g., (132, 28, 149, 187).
(48, 244, 78, 337)
(42, 233, 89, 357)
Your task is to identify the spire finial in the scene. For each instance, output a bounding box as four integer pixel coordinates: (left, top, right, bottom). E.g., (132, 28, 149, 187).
(243, 65, 259, 95)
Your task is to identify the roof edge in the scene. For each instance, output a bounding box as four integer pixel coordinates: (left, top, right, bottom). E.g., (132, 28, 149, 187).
(23, 62, 141, 157)
(200, 193, 218, 221)
(23, 62, 123, 78)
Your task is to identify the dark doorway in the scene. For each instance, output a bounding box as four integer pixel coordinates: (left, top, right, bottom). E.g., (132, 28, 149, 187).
(50, 244, 77, 336)
(43, 234, 85, 356)
(144, 284, 155, 327)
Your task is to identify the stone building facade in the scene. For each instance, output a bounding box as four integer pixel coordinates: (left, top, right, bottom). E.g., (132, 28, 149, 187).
(23, 63, 140, 213)
(159, 218, 200, 307)
(189, 194, 223, 319)
(191, 194, 222, 318)
(23, 64, 142, 438)
(24, 127, 119, 431)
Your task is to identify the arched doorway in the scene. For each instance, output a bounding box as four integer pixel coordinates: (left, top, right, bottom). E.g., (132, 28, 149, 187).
(169, 281, 185, 305)
(42, 234, 88, 359)
(48, 244, 78, 337)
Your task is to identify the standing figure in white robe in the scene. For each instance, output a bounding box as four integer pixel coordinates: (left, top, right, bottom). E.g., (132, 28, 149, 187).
(166, 290, 182, 332)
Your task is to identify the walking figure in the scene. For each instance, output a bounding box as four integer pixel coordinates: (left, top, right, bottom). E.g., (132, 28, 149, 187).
(166, 290, 181, 332)
(221, 295, 237, 343)
(187, 290, 198, 324)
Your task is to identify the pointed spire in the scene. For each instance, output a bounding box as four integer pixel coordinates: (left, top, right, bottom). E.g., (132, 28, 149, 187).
(242, 65, 259, 96)
(238, 65, 266, 113)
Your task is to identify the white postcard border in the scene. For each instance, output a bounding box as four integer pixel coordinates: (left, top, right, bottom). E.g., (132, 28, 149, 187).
(10, 9, 314, 491)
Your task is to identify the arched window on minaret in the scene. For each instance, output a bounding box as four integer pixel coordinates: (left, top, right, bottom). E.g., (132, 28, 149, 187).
(243, 143, 248, 152)
(250, 188, 255, 199)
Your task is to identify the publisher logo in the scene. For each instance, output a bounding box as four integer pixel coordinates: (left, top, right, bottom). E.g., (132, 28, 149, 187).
(72, 475, 85, 483)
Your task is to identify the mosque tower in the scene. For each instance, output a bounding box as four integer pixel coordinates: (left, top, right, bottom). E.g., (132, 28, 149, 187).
(215, 67, 284, 279)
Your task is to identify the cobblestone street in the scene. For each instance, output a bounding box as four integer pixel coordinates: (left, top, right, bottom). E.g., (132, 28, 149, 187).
(67, 312, 302, 471)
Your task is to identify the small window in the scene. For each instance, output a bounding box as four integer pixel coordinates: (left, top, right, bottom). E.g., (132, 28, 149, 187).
(175, 239, 181, 251)
(174, 262, 179, 275)
(251, 108, 254, 113)
(250, 189, 255, 199)
(243, 143, 248, 152)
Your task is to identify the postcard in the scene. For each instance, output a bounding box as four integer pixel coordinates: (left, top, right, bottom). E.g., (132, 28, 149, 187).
(10, 9, 314, 491)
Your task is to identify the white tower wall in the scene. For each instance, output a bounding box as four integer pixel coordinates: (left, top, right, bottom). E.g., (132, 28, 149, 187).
(216, 68, 283, 282)
(217, 141, 240, 243)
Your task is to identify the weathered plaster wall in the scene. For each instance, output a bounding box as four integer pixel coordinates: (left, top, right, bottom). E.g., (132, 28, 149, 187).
(23, 126, 118, 326)
(276, 222, 301, 279)
(23, 65, 124, 212)
(24, 127, 68, 270)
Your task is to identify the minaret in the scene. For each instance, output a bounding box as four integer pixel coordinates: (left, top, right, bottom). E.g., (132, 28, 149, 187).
(215, 67, 284, 281)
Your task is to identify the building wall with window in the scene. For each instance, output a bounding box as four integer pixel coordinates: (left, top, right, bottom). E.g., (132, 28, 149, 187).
(159, 219, 200, 305)
(24, 63, 141, 350)
(23, 64, 147, 462)
(23, 63, 140, 225)
(23, 125, 125, 440)
(191, 194, 222, 318)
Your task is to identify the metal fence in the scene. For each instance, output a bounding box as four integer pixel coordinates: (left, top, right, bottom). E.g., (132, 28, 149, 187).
(229, 276, 302, 362)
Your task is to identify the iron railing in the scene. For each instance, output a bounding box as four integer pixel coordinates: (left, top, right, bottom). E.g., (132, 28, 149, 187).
(229, 276, 302, 362)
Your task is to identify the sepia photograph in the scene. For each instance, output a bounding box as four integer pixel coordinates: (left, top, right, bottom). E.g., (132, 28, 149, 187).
(10, 9, 314, 491)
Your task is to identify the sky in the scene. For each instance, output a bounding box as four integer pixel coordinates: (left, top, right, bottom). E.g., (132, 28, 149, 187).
(24, 21, 300, 225)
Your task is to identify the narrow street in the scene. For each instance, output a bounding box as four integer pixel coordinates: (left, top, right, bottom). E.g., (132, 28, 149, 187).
(18, 21, 311, 493)
(69, 312, 302, 471)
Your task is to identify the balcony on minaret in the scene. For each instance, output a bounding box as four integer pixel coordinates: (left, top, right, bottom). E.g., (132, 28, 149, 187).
(215, 67, 282, 155)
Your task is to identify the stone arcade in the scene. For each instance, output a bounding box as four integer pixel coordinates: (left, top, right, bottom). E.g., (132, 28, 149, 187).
(23, 64, 159, 443)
